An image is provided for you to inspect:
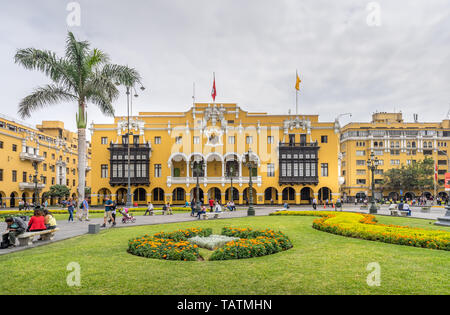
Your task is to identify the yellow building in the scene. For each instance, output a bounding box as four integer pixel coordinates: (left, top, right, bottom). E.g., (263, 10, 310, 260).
(90, 103, 341, 206)
(0, 115, 91, 207)
(340, 112, 450, 202)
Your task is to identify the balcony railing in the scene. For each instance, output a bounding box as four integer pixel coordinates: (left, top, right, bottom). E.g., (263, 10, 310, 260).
(19, 182, 45, 190)
(279, 142, 319, 148)
(167, 176, 262, 187)
(109, 177, 150, 186)
(19, 152, 45, 162)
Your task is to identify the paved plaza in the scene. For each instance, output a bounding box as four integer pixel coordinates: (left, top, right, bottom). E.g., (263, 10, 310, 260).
(0, 204, 447, 256)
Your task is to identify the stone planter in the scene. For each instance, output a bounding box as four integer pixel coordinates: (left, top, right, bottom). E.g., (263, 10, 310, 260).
(360, 205, 368, 210)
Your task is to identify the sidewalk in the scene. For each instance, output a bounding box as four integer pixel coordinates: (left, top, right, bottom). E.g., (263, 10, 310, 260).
(0, 205, 446, 256)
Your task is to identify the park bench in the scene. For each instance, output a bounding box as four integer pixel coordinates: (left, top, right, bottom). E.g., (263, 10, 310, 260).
(17, 228, 60, 247)
(201, 212, 222, 220)
(389, 210, 409, 217)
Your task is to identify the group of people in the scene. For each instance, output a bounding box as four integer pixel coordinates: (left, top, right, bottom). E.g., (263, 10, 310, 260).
(143, 202, 173, 216)
(1, 209, 57, 249)
(66, 197, 90, 222)
(187, 198, 236, 219)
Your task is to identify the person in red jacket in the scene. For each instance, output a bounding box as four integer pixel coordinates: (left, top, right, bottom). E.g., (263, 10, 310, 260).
(27, 209, 47, 232)
(209, 198, 214, 213)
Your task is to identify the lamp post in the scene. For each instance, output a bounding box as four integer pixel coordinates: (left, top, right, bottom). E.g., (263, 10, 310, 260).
(118, 83, 145, 208)
(243, 149, 257, 216)
(190, 158, 205, 213)
(29, 161, 44, 208)
(367, 151, 379, 214)
(227, 162, 235, 203)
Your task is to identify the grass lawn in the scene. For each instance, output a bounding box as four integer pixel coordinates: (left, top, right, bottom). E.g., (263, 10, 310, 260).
(0, 214, 448, 295)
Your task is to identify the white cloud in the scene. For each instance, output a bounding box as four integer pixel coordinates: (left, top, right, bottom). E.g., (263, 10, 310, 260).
(0, 0, 449, 138)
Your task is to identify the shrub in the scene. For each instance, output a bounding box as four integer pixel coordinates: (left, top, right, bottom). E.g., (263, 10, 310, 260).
(272, 211, 450, 251)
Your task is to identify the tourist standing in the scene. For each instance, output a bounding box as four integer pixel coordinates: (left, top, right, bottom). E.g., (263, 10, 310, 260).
(209, 198, 214, 212)
(166, 202, 173, 215)
(67, 198, 75, 222)
(312, 198, 318, 210)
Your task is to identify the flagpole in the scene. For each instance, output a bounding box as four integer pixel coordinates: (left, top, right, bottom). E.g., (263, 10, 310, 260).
(296, 70, 298, 115)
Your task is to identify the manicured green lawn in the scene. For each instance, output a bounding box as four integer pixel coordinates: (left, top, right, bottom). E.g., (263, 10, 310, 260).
(0, 215, 448, 295)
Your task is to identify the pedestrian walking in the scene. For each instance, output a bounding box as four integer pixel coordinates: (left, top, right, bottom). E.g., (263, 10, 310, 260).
(67, 198, 75, 222)
(312, 198, 317, 210)
(101, 196, 115, 227)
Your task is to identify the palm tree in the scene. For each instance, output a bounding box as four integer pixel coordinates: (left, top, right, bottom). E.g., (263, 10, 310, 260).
(14, 31, 142, 209)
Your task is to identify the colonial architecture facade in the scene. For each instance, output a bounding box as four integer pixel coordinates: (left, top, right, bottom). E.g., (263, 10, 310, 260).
(340, 112, 450, 202)
(0, 116, 92, 207)
(90, 103, 341, 206)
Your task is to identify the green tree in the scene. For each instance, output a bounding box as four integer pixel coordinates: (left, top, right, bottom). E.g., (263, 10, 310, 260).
(47, 185, 71, 199)
(14, 32, 142, 209)
(382, 158, 434, 197)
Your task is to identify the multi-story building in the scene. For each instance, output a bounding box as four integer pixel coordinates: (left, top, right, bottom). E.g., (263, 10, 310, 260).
(0, 115, 92, 207)
(90, 103, 341, 206)
(340, 112, 450, 202)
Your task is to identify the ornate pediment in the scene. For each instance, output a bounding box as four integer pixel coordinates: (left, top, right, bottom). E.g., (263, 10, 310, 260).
(204, 127, 223, 147)
(117, 118, 145, 136)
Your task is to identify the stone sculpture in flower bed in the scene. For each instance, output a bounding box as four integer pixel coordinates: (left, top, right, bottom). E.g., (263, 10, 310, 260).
(128, 227, 293, 261)
(189, 235, 240, 250)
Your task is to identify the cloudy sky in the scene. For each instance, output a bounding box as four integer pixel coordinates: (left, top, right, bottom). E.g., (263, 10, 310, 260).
(1, 0, 449, 137)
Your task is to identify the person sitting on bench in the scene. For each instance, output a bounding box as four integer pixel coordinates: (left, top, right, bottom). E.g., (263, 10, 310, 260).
(197, 205, 207, 220)
(403, 203, 411, 216)
(27, 209, 47, 232)
(1, 217, 27, 249)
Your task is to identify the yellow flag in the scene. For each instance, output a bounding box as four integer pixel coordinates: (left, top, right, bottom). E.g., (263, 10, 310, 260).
(295, 73, 301, 91)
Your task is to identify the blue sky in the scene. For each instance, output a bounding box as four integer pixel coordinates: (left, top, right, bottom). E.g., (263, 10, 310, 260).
(0, 0, 449, 137)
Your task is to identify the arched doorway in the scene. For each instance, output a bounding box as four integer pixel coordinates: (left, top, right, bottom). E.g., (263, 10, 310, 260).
(225, 187, 239, 202)
(207, 187, 221, 202)
(300, 187, 313, 204)
(21, 192, 28, 203)
(404, 192, 415, 201)
(190, 187, 204, 204)
(172, 188, 186, 204)
(116, 188, 128, 205)
(388, 192, 399, 201)
(264, 187, 278, 204)
(0, 191, 5, 208)
(282, 187, 295, 203)
(133, 188, 147, 204)
(243, 187, 257, 205)
(423, 191, 432, 200)
(152, 188, 165, 203)
(318, 187, 331, 202)
(10, 192, 18, 208)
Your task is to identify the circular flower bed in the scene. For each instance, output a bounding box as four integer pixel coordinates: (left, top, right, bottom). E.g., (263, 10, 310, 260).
(128, 227, 293, 261)
(210, 227, 293, 260)
(128, 228, 212, 261)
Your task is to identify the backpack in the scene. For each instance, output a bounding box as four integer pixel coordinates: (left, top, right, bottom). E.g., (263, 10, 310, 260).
(162, 205, 167, 211)
(79, 202, 84, 209)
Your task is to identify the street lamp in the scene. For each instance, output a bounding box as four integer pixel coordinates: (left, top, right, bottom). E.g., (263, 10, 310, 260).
(243, 149, 257, 216)
(227, 160, 236, 203)
(190, 158, 205, 213)
(367, 151, 379, 214)
(29, 161, 44, 208)
(121, 84, 145, 208)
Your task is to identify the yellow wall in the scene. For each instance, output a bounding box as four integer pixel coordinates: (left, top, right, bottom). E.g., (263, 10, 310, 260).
(0, 117, 91, 207)
(90, 103, 341, 206)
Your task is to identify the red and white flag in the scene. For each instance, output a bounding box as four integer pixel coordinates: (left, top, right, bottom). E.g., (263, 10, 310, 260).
(435, 163, 438, 181)
(211, 73, 217, 102)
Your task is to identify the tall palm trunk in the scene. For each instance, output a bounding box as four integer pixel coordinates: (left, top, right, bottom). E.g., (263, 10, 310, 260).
(77, 128, 86, 209)
(77, 104, 88, 209)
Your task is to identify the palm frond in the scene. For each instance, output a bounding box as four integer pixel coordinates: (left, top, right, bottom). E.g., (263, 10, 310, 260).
(18, 85, 77, 118)
(65, 32, 90, 83)
(101, 64, 142, 87)
(86, 90, 115, 117)
(14, 48, 76, 89)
